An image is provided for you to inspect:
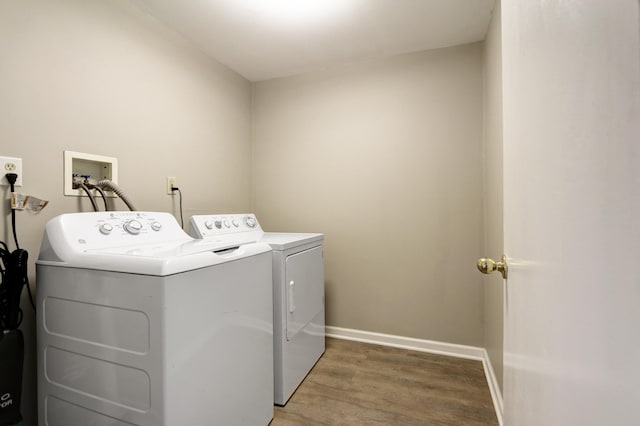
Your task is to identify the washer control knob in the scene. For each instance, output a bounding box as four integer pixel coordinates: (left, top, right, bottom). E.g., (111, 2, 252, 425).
(232, 219, 239, 227)
(205, 220, 214, 230)
(124, 219, 143, 235)
(223, 220, 230, 228)
(214, 220, 222, 229)
(151, 221, 162, 231)
(245, 217, 257, 228)
(99, 223, 114, 235)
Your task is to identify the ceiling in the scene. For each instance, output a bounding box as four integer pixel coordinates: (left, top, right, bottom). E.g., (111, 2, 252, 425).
(131, 0, 495, 82)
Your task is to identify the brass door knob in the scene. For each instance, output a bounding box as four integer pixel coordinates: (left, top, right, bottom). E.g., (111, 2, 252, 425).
(477, 254, 508, 279)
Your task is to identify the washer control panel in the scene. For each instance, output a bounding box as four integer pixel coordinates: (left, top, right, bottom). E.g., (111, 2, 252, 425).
(47, 211, 188, 251)
(189, 213, 264, 242)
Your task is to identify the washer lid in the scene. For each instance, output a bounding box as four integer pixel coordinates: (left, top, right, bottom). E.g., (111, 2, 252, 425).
(260, 233, 324, 251)
(37, 238, 272, 276)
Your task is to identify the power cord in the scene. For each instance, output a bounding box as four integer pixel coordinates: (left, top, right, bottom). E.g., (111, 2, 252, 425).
(5, 173, 19, 250)
(2, 173, 34, 315)
(23, 269, 35, 312)
(170, 186, 184, 229)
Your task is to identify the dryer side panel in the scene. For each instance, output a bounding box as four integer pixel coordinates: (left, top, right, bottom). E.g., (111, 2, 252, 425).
(285, 246, 324, 341)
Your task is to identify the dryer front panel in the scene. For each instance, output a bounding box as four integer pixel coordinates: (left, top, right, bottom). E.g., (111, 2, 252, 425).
(285, 246, 324, 341)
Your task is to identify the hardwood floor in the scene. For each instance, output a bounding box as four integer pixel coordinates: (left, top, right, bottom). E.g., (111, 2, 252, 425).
(271, 338, 498, 426)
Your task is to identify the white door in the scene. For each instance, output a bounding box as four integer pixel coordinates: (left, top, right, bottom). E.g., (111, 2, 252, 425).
(502, 1, 640, 425)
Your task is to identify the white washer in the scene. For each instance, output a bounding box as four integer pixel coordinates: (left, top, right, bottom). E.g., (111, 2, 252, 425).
(36, 211, 274, 426)
(189, 214, 325, 405)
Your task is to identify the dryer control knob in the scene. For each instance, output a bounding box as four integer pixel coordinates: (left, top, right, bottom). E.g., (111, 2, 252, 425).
(245, 217, 256, 228)
(214, 220, 222, 229)
(99, 223, 113, 235)
(205, 220, 214, 230)
(223, 220, 231, 228)
(124, 219, 143, 235)
(151, 221, 162, 231)
(232, 219, 239, 227)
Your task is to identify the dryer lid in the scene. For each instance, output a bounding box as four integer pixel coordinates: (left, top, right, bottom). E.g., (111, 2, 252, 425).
(260, 233, 324, 251)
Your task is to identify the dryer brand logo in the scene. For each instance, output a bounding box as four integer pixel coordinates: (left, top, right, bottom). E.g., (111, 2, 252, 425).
(0, 392, 13, 409)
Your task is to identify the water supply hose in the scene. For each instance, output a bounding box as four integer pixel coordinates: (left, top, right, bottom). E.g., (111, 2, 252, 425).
(78, 182, 99, 212)
(96, 179, 137, 211)
(92, 184, 109, 211)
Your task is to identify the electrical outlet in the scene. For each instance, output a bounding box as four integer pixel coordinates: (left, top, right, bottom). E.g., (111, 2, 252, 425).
(167, 177, 177, 195)
(0, 157, 23, 186)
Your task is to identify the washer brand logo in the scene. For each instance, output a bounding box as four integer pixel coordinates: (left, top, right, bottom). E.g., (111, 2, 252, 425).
(0, 393, 13, 409)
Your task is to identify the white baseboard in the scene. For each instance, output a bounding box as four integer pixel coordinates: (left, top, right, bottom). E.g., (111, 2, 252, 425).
(325, 326, 504, 426)
(480, 348, 504, 426)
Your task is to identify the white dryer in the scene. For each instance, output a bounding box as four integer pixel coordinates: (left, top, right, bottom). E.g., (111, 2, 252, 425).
(189, 214, 325, 405)
(36, 211, 274, 426)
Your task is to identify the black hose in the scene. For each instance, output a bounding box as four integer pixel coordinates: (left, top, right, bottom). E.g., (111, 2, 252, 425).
(78, 183, 99, 212)
(92, 185, 109, 211)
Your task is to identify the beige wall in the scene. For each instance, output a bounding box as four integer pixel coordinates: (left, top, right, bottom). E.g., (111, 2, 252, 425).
(1, 1, 499, 423)
(483, 0, 504, 391)
(253, 43, 486, 346)
(0, 1, 252, 424)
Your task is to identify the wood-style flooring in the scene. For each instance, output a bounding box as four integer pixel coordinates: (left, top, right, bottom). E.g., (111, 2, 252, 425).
(271, 338, 498, 426)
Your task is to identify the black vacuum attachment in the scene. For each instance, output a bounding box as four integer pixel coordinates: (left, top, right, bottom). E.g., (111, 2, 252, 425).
(0, 330, 23, 425)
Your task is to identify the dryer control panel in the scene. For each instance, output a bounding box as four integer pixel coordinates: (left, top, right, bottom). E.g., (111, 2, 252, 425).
(189, 213, 264, 243)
